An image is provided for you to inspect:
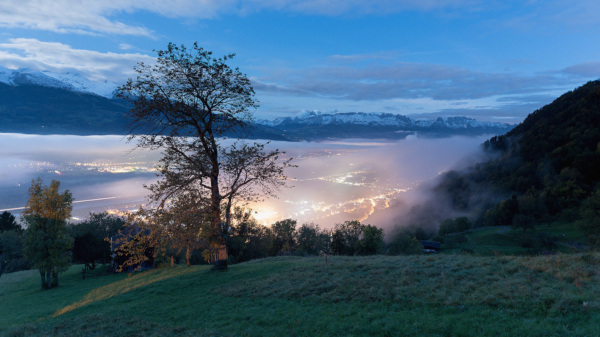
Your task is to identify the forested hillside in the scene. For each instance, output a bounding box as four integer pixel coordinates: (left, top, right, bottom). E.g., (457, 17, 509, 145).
(437, 81, 600, 244)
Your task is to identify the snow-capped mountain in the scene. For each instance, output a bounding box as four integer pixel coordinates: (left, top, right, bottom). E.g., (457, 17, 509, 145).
(0, 66, 117, 98)
(262, 111, 514, 131)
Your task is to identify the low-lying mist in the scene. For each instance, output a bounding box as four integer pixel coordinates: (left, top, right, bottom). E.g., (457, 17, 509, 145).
(0, 133, 491, 231)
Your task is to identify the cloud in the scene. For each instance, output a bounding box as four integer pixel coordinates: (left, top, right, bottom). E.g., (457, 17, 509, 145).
(0, 0, 153, 36)
(563, 61, 600, 78)
(256, 60, 579, 102)
(498, 0, 600, 34)
(0, 0, 482, 36)
(239, 0, 481, 16)
(0, 38, 153, 82)
(1, 0, 597, 38)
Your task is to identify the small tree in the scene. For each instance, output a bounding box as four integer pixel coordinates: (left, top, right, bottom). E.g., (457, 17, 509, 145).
(271, 219, 297, 254)
(0, 211, 21, 232)
(296, 223, 320, 256)
(387, 233, 422, 255)
(0, 230, 30, 276)
(68, 212, 125, 271)
(330, 220, 381, 256)
(358, 225, 384, 255)
(23, 179, 73, 289)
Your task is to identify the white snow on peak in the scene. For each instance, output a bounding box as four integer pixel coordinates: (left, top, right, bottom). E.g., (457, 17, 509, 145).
(42, 71, 117, 98)
(262, 111, 513, 129)
(0, 66, 117, 98)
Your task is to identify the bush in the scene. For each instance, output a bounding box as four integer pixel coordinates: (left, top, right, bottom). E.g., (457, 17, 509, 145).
(387, 234, 422, 255)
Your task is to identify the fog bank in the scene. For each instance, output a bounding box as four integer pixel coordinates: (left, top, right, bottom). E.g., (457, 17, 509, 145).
(0, 133, 491, 228)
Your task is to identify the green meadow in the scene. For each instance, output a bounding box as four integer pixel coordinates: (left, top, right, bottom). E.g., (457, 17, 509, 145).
(1, 254, 599, 336)
(440, 221, 589, 256)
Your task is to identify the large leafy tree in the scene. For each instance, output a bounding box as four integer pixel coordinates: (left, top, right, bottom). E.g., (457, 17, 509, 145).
(23, 179, 73, 289)
(117, 43, 292, 269)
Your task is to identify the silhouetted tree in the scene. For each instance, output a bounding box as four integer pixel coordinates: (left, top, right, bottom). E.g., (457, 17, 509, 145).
(117, 42, 292, 270)
(271, 219, 297, 254)
(0, 211, 20, 232)
(68, 212, 126, 271)
(387, 232, 422, 255)
(295, 223, 320, 256)
(0, 230, 30, 275)
(358, 225, 384, 255)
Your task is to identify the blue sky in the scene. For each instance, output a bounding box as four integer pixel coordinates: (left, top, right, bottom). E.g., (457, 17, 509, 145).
(0, 1, 599, 122)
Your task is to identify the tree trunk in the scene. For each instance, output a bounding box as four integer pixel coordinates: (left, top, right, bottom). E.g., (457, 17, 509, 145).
(210, 161, 228, 270)
(51, 269, 59, 288)
(39, 269, 46, 289)
(40, 269, 51, 289)
(186, 242, 191, 267)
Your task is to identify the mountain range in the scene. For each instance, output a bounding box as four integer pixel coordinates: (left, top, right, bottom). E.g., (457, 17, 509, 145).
(0, 67, 514, 139)
(0, 66, 116, 98)
(263, 111, 513, 139)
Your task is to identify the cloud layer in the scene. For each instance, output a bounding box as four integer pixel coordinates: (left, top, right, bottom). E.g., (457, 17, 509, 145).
(2, 1, 599, 37)
(0, 38, 153, 82)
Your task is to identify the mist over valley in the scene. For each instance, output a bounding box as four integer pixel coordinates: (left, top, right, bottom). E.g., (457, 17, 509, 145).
(0, 133, 491, 229)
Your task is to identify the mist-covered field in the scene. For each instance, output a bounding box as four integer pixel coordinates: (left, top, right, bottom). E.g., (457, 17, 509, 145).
(0, 133, 491, 228)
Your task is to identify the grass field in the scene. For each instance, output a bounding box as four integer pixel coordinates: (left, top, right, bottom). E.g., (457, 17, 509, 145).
(1, 253, 599, 336)
(441, 222, 589, 256)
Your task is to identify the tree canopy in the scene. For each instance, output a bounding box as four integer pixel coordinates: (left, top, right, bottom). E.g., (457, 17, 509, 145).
(22, 178, 73, 289)
(117, 43, 292, 269)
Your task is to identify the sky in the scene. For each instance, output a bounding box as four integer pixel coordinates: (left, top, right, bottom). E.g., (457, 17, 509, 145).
(0, 0, 599, 123)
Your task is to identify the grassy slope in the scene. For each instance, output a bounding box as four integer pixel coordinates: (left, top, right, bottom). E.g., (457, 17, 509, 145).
(1, 254, 599, 336)
(441, 222, 589, 255)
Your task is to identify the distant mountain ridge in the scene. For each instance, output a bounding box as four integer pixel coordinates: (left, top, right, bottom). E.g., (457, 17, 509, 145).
(264, 111, 513, 130)
(0, 66, 116, 98)
(260, 111, 514, 140)
(0, 69, 514, 139)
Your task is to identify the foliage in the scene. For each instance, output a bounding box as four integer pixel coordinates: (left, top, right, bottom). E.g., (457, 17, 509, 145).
(438, 81, 600, 241)
(117, 42, 292, 268)
(579, 184, 600, 248)
(0, 230, 30, 275)
(330, 220, 363, 255)
(0, 211, 28, 276)
(330, 220, 384, 256)
(0, 211, 21, 232)
(22, 178, 73, 289)
(67, 212, 126, 271)
(111, 222, 157, 273)
(226, 208, 273, 263)
(358, 224, 384, 255)
(295, 223, 321, 256)
(154, 199, 210, 267)
(438, 216, 472, 236)
(387, 233, 422, 255)
(271, 219, 297, 254)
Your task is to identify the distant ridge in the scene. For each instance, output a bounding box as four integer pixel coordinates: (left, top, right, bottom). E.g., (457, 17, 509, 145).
(0, 70, 513, 139)
(261, 111, 514, 140)
(264, 110, 512, 129)
(0, 66, 117, 98)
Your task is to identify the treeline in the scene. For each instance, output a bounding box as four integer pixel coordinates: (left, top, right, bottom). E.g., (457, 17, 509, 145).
(118, 208, 429, 270)
(0, 210, 126, 277)
(435, 80, 600, 244)
(0, 208, 434, 278)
